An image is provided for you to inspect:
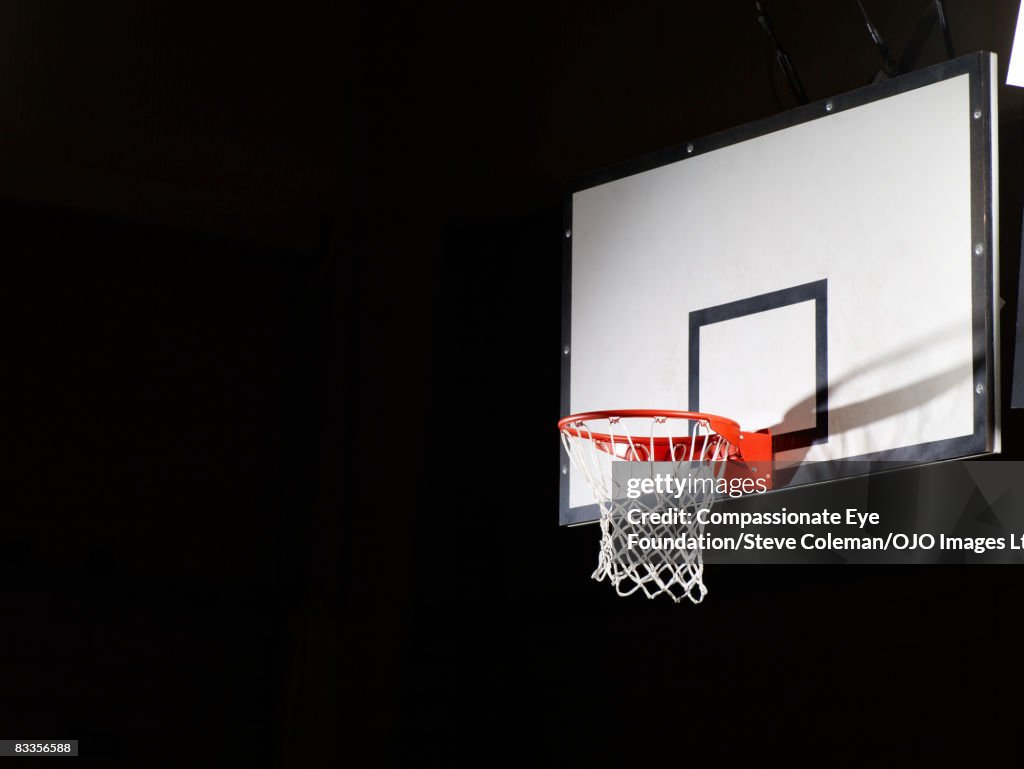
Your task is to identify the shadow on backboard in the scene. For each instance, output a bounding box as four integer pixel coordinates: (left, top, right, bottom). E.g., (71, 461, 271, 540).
(768, 319, 981, 485)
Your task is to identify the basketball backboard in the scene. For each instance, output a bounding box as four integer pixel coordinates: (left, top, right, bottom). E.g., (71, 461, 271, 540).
(560, 52, 1000, 525)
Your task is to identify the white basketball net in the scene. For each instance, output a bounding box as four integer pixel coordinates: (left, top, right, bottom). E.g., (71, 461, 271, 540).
(560, 414, 734, 604)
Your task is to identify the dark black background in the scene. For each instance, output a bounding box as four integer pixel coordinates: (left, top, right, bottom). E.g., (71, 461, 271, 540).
(8, 1, 1024, 766)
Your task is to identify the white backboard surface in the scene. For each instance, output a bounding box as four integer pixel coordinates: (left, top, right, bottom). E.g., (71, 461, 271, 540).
(562, 54, 999, 523)
(1008, 1, 1024, 87)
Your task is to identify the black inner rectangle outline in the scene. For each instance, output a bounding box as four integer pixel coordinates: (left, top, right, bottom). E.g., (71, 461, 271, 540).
(689, 280, 827, 453)
(560, 52, 995, 526)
